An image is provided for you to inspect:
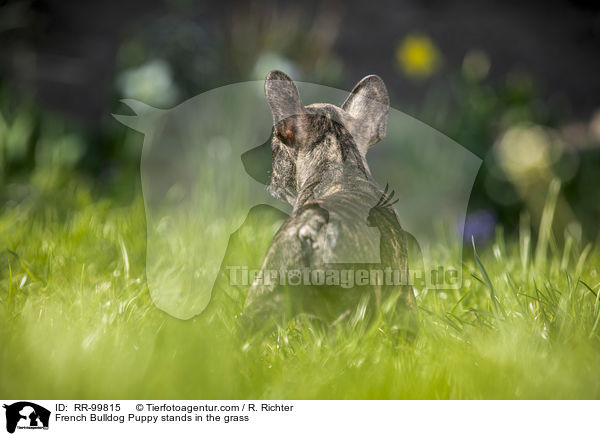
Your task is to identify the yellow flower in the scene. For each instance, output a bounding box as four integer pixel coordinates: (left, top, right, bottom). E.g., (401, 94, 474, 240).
(396, 34, 441, 78)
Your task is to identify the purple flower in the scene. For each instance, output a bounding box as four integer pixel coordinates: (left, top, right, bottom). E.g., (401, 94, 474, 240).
(463, 210, 496, 244)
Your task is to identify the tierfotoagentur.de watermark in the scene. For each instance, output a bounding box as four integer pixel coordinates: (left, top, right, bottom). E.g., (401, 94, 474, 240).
(226, 265, 459, 288)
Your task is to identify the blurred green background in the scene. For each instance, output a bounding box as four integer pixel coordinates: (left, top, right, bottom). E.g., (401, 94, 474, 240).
(1, 0, 600, 399)
(1, 0, 600, 242)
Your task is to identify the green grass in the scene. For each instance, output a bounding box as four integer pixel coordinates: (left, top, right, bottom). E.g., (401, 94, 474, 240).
(1, 171, 600, 399)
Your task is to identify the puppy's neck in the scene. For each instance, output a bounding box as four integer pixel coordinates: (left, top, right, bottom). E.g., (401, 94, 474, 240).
(294, 134, 371, 208)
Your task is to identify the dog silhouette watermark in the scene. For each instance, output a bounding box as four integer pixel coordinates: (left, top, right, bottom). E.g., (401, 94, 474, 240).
(114, 74, 481, 320)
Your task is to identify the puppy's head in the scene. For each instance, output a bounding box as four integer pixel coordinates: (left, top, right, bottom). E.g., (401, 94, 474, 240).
(264, 70, 390, 205)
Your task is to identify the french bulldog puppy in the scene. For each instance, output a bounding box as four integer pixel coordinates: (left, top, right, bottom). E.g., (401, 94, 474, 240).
(244, 70, 416, 333)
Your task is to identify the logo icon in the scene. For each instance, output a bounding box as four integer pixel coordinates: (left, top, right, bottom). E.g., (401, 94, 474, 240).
(3, 402, 50, 434)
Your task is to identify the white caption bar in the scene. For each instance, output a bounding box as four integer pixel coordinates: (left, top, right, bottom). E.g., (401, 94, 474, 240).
(0, 400, 596, 435)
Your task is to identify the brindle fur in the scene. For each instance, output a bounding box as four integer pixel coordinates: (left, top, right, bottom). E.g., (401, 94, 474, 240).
(244, 70, 416, 332)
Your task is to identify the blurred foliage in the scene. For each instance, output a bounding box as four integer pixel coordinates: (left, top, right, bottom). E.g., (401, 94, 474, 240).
(115, 1, 344, 107)
(3, 2, 599, 241)
(409, 50, 600, 243)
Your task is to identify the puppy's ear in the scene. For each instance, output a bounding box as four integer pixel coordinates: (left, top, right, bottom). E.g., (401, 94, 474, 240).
(265, 71, 305, 145)
(273, 116, 301, 147)
(342, 75, 390, 155)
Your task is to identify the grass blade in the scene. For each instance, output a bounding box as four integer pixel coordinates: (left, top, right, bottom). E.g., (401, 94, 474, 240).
(472, 237, 506, 318)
